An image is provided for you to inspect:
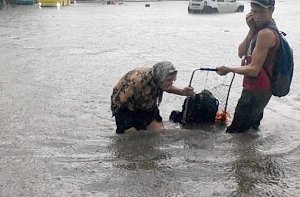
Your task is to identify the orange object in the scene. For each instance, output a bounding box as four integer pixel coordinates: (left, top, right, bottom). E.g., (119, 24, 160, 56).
(215, 110, 231, 123)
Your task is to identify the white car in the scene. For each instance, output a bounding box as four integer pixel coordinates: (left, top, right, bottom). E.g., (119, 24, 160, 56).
(188, 0, 244, 14)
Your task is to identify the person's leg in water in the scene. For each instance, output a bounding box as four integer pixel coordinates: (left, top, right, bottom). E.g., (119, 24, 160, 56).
(226, 90, 252, 133)
(226, 90, 271, 133)
(147, 120, 164, 130)
(251, 112, 263, 130)
(115, 108, 143, 134)
(115, 107, 163, 134)
(249, 90, 271, 129)
(146, 107, 164, 130)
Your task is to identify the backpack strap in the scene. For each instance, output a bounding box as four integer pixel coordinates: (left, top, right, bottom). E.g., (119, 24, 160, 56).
(262, 27, 281, 81)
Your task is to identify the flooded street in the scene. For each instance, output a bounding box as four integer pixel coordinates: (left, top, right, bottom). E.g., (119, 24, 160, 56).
(0, 0, 300, 196)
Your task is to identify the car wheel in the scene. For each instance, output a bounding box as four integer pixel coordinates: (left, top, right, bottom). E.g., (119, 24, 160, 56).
(236, 6, 244, 12)
(203, 6, 212, 14)
(212, 8, 218, 13)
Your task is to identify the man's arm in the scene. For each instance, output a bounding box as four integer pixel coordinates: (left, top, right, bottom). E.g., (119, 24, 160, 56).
(238, 29, 255, 58)
(238, 12, 257, 58)
(217, 28, 276, 77)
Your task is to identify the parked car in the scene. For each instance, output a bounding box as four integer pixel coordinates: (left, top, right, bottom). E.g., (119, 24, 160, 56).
(188, 0, 244, 14)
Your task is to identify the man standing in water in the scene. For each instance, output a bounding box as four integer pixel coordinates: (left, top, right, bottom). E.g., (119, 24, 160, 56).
(216, 0, 280, 133)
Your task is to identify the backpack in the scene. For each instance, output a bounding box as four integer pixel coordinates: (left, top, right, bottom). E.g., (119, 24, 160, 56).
(266, 30, 294, 97)
(169, 89, 219, 124)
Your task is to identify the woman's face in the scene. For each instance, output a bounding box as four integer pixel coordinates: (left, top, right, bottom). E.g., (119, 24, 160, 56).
(160, 73, 176, 91)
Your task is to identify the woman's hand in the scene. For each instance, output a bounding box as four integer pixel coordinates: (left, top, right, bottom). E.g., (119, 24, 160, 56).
(183, 86, 195, 96)
(166, 86, 194, 96)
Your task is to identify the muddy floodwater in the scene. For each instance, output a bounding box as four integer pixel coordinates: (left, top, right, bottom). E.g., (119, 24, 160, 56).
(0, 0, 300, 196)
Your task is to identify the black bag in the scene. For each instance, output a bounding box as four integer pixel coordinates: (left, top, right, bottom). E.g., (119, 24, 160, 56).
(266, 31, 294, 97)
(169, 89, 219, 124)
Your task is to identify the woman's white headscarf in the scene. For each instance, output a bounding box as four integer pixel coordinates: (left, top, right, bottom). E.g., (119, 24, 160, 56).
(152, 61, 177, 83)
(152, 61, 177, 106)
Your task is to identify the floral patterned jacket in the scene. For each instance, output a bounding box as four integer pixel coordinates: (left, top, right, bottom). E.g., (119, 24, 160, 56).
(111, 67, 163, 115)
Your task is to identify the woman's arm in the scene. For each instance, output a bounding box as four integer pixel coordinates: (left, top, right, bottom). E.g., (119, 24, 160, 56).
(165, 86, 194, 96)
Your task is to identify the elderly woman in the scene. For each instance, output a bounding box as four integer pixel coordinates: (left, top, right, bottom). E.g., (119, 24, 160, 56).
(111, 61, 194, 134)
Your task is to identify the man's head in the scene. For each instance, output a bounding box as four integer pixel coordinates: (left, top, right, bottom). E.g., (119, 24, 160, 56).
(250, 0, 275, 8)
(250, 0, 275, 28)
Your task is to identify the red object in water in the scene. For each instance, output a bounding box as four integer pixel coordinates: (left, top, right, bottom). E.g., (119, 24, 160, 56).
(215, 110, 231, 123)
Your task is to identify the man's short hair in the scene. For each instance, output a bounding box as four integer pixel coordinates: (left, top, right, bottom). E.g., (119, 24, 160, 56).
(250, 0, 275, 8)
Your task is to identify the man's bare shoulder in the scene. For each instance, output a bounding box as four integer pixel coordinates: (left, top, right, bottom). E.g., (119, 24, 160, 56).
(257, 28, 277, 47)
(257, 28, 277, 40)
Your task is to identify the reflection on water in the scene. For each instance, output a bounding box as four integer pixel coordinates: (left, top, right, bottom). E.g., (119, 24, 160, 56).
(109, 131, 171, 170)
(228, 133, 288, 196)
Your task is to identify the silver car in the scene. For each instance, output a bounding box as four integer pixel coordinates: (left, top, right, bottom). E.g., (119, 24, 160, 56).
(188, 0, 244, 14)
